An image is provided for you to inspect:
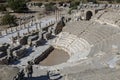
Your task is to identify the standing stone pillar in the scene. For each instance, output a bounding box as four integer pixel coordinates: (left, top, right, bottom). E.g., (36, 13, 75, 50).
(48, 27, 52, 34)
(5, 29, 7, 35)
(37, 22, 40, 30)
(8, 28, 10, 34)
(58, 10, 60, 21)
(39, 22, 42, 32)
(21, 25, 23, 30)
(49, 22, 50, 26)
(15, 27, 17, 31)
(27, 27, 30, 33)
(17, 32, 20, 38)
(31, 19, 33, 26)
(38, 31, 42, 40)
(50, 20, 52, 25)
(11, 36, 15, 44)
(46, 23, 48, 27)
(11, 28, 13, 33)
(35, 23, 39, 31)
(39, 22, 41, 28)
(25, 24, 28, 28)
(27, 24, 30, 33)
(0, 31, 2, 37)
(1, 31, 3, 37)
(55, 10, 57, 22)
(23, 24, 25, 29)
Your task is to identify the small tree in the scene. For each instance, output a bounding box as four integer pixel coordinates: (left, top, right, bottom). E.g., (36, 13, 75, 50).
(115, 0, 120, 3)
(87, 0, 98, 3)
(45, 3, 57, 12)
(0, 4, 6, 12)
(7, 0, 28, 13)
(36, 3, 43, 7)
(1, 13, 17, 27)
(69, 0, 79, 9)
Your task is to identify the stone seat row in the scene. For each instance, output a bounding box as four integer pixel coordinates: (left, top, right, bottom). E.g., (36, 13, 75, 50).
(95, 11, 120, 26)
(88, 32, 120, 57)
(53, 32, 77, 48)
(60, 24, 120, 58)
(63, 21, 90, 36)
(68, 38, 91, 57)
(52, 32, 91, 62)
(79, 23, 120, 45)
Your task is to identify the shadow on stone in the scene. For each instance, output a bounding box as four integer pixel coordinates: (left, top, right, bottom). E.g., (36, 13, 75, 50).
(49, 35, 56, 39)
(38, 39, 47, 46)
(25, 75, 63, 80)
(25, 75, 48, 80)
(12, 47, 34, 65)
(24, 48, 35, 57)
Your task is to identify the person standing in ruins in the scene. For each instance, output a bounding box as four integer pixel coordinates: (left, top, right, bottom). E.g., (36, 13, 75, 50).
(25, 61, 33, 79)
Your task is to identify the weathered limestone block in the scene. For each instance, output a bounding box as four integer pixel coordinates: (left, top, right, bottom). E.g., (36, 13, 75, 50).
(48, 70, 62, 80)
(0, 56, 8, 64)
(0, 52, 6, 58)
(20, 36, 29, 45)
(13, 47, 27, 59)
(38, 32, 42, 40)
(1, 30, 7, 36)
(43, 32, 52, 40)
(17, 26, 21, 30)
(42, 32, 49, 40)
(7, 28, 11, 34)
(31, 31, 38, 36)
(35, 40, 41, 47)
(28, 35, 39, 43)
(11, 45, 22, 51)
(48, 27, 52, 33)
(0, 43, 10, 52)
(30, 32, 41, 45)
(41, 31, 46, 39)
(12, 27, 16, 32)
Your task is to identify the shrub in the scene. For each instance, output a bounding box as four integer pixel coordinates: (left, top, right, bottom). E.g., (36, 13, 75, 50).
(45, 3, 57, 12)
(0, 4, 6, 12)
(7, 0, 28, 13)
(1, 12, 17, 27)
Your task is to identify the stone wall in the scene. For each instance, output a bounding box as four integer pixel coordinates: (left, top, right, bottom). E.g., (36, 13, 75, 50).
(34, 46, 54, 64)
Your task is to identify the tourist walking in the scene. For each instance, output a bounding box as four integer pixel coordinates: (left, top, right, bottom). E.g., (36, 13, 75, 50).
(25, 61, 33, 79)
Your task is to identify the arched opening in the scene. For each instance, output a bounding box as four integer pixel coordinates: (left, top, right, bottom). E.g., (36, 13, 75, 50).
(86, 11, 93, 20)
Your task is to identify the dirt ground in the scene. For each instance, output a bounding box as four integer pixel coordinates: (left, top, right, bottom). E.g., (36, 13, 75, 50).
(39, 49, 69, 66)
(0, 65, 19, 80)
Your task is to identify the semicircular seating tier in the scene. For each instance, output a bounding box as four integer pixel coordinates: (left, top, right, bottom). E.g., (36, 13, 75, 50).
(52, 21, 120, 63)
(92, 10, 120, 26)
(52, 32, 91, 62)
